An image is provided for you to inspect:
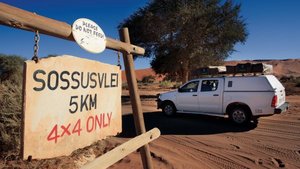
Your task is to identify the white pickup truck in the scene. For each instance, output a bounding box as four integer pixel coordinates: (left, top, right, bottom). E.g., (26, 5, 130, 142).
(157, 75, 289, 124)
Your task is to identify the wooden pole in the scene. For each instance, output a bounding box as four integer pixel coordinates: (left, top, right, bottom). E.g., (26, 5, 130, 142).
(0, 2, 144, 55)
(119, 28, 153, 169)
(81, 128, 160, 169)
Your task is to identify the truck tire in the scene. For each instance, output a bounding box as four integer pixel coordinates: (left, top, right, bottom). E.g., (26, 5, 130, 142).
(229, 107, 250, 125)
(162, 102, 176, 116)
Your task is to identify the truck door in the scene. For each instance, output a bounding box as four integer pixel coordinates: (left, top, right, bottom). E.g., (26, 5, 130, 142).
(176, 80, 200, 112)
(198, 79, 223, 114)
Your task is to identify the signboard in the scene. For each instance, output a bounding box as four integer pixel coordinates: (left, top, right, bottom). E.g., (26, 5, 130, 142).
(22, 55, 121, 159)
(72, 18, 106, 53)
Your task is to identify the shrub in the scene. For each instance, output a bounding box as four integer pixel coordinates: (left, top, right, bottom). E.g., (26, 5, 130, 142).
(172, 82, 182, 89)
(0, 54, 24, 153)
(0, 54, 24, 85)
(159, 80, 174, 88)
(122, 82, 128, 90)
(141, 75, 155, 84)
(0, 83, 22, 152)
(295, 77, 300, 87)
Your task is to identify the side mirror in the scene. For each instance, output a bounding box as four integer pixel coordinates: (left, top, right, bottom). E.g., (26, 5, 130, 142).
(178, 88, 183, 93)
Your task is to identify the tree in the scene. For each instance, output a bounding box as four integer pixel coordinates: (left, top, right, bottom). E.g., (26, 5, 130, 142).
(119, 0, 247, 83)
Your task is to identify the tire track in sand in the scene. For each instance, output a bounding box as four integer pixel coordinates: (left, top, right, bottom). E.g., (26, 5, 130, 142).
(162, 136, 250, 169)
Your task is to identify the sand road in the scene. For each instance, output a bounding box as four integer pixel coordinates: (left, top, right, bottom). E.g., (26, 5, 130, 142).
(1, 96, 299, 169)
(109, 95, 300, 169)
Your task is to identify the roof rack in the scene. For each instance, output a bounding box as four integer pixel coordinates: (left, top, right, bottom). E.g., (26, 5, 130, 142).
(192, 63, 273, 77)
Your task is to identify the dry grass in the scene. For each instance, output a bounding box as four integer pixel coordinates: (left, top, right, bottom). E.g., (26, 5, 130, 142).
(0, 54, 24, 154)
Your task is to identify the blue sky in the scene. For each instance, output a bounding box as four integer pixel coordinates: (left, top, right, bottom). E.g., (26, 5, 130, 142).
(233, 0, 300, 61)
(0, 0, 299, 69)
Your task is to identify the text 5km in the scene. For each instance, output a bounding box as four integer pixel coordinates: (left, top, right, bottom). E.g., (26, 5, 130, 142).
(69, 94, 97, 114)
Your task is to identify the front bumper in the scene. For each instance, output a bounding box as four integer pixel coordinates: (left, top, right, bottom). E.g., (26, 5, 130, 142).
(274, 102, 289, 114)
(156, 98, 162, 109)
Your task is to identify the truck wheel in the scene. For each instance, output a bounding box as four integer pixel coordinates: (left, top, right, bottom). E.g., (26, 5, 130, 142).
(252, 117, 259, 124)
(229, 107, 250, 125)
(162, 102, 176, 116)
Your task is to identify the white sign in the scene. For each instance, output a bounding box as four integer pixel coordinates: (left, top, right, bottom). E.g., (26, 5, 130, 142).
(72, 18, 106, 53)
(22, 55, 121, 159)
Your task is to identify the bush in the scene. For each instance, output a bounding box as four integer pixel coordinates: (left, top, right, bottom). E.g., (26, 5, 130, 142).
(0, 54, 24, 153)
(141, 75, 155, 84)
(295, 77, 300, 87)
(0, 54, 24, 85)
(172, 82, 182, 89)
(0, 83, 22, 152)
(159, 80, 174, 88)
(122, 82, 128, 90)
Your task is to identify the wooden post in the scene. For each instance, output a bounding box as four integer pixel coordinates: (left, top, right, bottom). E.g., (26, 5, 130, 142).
(119, 28, 153, 169)
(81, 128, 160, 169)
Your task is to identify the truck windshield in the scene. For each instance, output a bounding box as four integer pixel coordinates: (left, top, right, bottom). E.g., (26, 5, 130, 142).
(179, 81, 199, 92)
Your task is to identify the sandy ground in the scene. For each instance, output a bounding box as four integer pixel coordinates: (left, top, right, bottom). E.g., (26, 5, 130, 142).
(1, 95, 299, 169)
(1, 59, 300, 168)
(109, 95, 300, 169)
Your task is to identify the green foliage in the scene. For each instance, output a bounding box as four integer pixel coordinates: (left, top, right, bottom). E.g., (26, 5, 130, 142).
(159, 80, 174, 88)
(119, 0, 247, 83)
(141, 75, 155, 84)
(172, 82, 182, 89)
(0, 54, 24, 152)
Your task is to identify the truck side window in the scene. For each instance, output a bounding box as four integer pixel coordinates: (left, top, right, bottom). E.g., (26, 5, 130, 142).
(179, 81, 199, 92)
(201, 80, 218, 92)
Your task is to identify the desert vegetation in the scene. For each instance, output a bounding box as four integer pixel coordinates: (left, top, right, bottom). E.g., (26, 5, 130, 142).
(0, 54, 24, 158)
(279, 75, 300, 96)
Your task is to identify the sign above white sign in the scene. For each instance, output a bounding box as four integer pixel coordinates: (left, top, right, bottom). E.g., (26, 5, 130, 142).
(72, 18, 106, 53)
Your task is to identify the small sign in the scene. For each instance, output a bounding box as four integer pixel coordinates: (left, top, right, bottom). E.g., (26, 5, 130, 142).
(72, 18, 106, 53)
(22, 55, 121, 159)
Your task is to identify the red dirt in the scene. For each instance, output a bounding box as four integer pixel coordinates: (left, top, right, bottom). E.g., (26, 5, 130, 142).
(122, 68, 164, 83)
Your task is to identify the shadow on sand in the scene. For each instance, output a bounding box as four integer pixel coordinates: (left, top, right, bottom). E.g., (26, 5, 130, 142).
(118, 111, 257, 138)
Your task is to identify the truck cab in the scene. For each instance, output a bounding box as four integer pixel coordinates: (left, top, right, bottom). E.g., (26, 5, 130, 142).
(175, 78, 223, 114)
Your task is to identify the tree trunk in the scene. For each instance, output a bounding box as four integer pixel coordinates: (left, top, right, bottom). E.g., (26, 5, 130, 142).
(180, 60, 189, 84)
(181, 68, 189, 84)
